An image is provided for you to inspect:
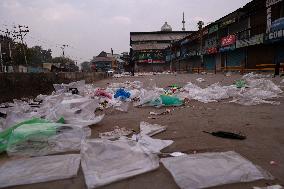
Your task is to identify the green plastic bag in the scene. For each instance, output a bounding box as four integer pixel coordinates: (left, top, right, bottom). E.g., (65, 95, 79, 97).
(7, 123, 57, 148)
(0, 118, 51, 153)
(149, 97, 163, 108)
(0, 117, 65, 153)
(235, 80, 246, 88)
(160, 95, 183, 106)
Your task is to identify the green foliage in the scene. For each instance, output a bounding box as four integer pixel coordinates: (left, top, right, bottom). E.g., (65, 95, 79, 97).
(51, 56, 75, 64)
(27, 46, 52, 66)
(81, 61, 92, 72)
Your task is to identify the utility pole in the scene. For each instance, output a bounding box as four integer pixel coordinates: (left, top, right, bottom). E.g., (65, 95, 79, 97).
(0, 42, 3, 72)
(182, 12, 186, 31)
(14, 25, 29, 65)
(60, 44, 68, 57)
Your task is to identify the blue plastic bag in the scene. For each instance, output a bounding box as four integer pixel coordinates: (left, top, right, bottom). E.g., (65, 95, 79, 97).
(114, 88, 131, 101)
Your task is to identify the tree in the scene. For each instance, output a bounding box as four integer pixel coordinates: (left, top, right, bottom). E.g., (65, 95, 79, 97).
(51, 56, 75, 64)
(26, 46, 52, 66)
(81, 61, 92, 72)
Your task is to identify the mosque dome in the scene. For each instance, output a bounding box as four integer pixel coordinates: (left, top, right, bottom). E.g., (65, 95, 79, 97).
(161, 22, 172, 32)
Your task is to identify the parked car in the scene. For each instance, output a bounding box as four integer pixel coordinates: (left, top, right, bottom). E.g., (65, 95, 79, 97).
(106, 69, 114, 74)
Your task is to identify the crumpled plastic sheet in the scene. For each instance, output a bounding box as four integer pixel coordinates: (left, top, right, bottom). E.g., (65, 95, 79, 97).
(231, 77, 283, 105)
(134, 88, 163, 107)
(196, 78, 205, 83)
(136, 134, 173, 154)
(140, 121, 167, 137)
(53, 80, 86, 94)
(182, 82, 232, 103)
(41, 95, 104, 128)
(0, 154, 80, 188)
(180, 74, 283, 105)
(242, 72, 272, 80)
(161, 151, 273, 189)
(253, 185, 283, 189)
(1, 93, 104, 130)
(7, 123, 91, 157)
(81, 139, 159, 189)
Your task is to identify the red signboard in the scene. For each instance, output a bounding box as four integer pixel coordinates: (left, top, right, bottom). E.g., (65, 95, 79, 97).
(207, 47, 218, 54)
(152, 60, 165, 64)
(221, 35, 236, 47)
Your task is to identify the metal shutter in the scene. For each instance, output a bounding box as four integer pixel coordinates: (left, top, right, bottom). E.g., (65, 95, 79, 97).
(227, 49, 246, 67)
(204, 55, 216, 70)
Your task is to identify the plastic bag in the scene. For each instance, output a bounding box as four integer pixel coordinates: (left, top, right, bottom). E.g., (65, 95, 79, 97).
(140, 121, 167, 137)
(0, 154, 80, 188)
(161, 151, 273, 189)
(235, 80, 246, 88)
(160, 95, 183, 106)
(7, 123, 91, 157)
(137, 134, 173, 154)
(81, 139, 159, 189)
(53, 80, 86, 94)
(0, 118, 51, 153)
(114, 88, 131, 100)
(95, 88, 112, 99)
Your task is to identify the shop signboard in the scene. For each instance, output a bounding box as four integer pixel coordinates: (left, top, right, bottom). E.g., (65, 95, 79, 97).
(152, 60, 165, 63)
(267, 29, 284, 42)
(221, 35, 236, 47)
(207, 47, 218, 54)
(208, 24, 219, 34)
(271, 17, 284, 32)
(220, 18, 236, 28)
(137, 60, 148, 63)
(236, 34, 264, 48)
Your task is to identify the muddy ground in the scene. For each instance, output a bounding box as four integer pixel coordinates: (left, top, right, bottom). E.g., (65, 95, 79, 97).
(3, 73, 284, 189)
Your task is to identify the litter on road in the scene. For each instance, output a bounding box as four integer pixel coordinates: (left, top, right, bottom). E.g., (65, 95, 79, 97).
(161, 151, 273, 189)
(139, 121, 167, 137)
(0, 154, 80, 188)
(99, 126, 134, 140)
(81, 139, 159, 189)
(253, 185, 283, 189)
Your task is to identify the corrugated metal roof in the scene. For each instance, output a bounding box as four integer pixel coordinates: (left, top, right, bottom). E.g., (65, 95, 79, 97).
(131, 33, 191, 42)
(132, 43, 170, 51)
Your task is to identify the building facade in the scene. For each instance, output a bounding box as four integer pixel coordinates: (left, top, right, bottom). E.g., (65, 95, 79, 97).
(169, 0, 284, 72)
(130, 22, 194, 72)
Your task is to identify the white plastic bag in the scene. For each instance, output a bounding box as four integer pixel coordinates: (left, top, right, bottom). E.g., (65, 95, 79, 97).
(161, 151, 273, 189)
(81, 139, 159, 189)
(0, 154, 80, 188)
(140, 121, 167, 136)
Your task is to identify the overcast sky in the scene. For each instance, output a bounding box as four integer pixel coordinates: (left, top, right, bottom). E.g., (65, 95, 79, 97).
(0, 0, 251, 62)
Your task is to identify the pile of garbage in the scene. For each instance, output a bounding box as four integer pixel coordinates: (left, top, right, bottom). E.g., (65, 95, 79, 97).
(177, 73, 283, 105)
(0, 73, 281, 188)
(1, 73, 282, 133)
(0, 121, 275, 189)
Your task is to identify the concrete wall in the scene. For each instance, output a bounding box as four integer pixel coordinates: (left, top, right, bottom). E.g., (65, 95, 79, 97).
(0, 72, 108, 103)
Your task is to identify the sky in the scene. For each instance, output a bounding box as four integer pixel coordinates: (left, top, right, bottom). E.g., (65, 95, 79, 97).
(0, 0, 251, 63)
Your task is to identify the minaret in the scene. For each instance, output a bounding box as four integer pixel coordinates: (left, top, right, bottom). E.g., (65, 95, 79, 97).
(182, 12, 186, 31)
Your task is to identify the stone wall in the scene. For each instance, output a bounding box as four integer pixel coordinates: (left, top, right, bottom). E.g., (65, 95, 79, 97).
(0, 72, 108, 103)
